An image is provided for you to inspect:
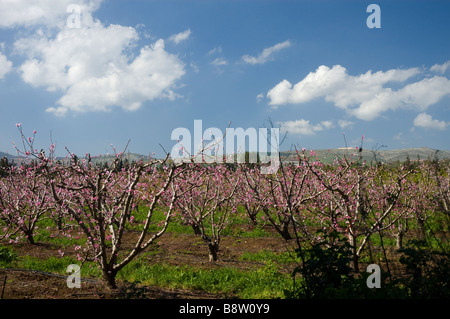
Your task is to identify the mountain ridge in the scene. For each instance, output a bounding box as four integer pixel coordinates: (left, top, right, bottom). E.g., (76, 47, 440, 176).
(280, 147, 450, 164)
(1, 147, 449, 164)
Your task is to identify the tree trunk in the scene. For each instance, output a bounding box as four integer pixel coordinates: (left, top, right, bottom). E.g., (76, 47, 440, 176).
(348, 234, 359, 272)
(269, 217, 292, 240)
(277, 226, 293, 240)
(207, 242, 219, 262)
(263, 208, 292, 240)
(245, 204, 258, 226)
(24, 230, 35, 245)
(202, 235, 219, 261)
(353, 252, 359, 273)
(191, 222, 202, 236)
(248, 213, 258, 226)
(102, 269, 118, 289)
(416, 215, 426, 239)
(396, 231, 404, 250)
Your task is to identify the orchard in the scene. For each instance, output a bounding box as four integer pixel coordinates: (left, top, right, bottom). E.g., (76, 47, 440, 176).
(0, 126, 448, 298)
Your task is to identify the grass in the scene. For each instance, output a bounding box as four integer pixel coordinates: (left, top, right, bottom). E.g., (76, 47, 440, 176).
(118, 258, 292, 299)
(239, 249, 294, 265)
(1, 253, 102, 279)
(1, 245, 292, 299)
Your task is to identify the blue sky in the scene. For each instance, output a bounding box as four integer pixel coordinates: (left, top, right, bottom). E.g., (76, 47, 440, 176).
(0, 0, 449, 158)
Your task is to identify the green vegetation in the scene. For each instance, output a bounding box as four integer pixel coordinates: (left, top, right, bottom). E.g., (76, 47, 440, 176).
(0, 244, 17, 267)
(1, 247, 292, 298)
(118, 260, 291, 299)
(239, 249, 293, 264)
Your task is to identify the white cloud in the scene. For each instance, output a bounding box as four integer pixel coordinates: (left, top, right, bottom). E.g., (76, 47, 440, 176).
(0, 52, 12, 78)
(9, 1, 186, 116)
(320, 120, 334, 129)
(168, 29, 191, 44)
(256, 93, 264, 103)
(242, 40, 291, 65)
(0, 0, 103, 28)
(277, 119, 333, 136)
(267, 64, 450, 121)
(350, 76, 450, 121)
(207, 46, 222, 56)
(190, 62, 199, 73)
(211, 57, 227, 66)
(208, 46, 227, 70)
(413, 112, 448, 130)
(338, 119, 354, 130)
(430, 61, 450, 74)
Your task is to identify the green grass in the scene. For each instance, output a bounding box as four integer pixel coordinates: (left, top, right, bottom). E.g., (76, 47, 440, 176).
(365, 233, 397, 248)
(230, 226, 272, 238)
(1, 243, 292, 299)
(19, 255, 77, 273)
(118, 259, 292, 298)
(3, 254, 102, 278)
(33, 230, 88, 247)
(239, 249, 294, 265)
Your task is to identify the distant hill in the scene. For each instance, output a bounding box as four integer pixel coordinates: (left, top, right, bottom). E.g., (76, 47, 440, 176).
(1, 148, 449, 166)
(0, 151, 17, 160)
(0, 151, 152, 165)
(87, 152, 153, 165)
(280, 147, 450, 164)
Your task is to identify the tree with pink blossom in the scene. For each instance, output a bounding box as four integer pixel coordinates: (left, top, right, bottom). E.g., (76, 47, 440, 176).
(11, 125, 185, 288)
(0, 163, 55, 244)
(174, 163, 239, 261)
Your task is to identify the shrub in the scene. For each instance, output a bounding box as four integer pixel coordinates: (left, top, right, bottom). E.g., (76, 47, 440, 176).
(0, 245, 17, 266)
(399, 240, 450, 298)
(286, 230, 365, 298)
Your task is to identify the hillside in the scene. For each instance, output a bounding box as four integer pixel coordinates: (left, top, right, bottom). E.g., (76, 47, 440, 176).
(1, 148, 449, 165)
(0, 151, 17, 160)
(280, 147, 450, 164)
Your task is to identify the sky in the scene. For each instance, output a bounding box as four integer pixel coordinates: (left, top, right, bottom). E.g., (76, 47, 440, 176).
(0, 0, 449, 159)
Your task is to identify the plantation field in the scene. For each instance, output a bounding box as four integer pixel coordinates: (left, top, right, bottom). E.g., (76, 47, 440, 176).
(1, 139, 449, 299)
(1, 208, 447, 299)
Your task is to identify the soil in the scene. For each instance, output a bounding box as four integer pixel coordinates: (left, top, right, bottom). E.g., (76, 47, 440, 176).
(0, 226, 295, 299)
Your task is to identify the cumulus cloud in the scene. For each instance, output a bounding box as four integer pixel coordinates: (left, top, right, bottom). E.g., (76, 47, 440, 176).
(267, 64, 450, 121)
(9, 0, 186, 116)
(242, 40, 291, 65)
(413, 113, 448, 130)
(168, 29, 191, 44)
(277, 119, 334, 136)
(430, 60, 450, 74)
(0, 52, 12, 78)
(0, 0, 103, 28)
(350, 76, 450, 120)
